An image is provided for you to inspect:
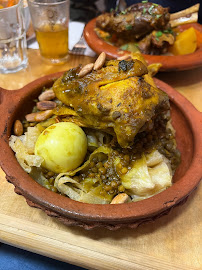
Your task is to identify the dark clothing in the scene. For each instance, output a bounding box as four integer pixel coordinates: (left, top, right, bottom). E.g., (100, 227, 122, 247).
(70, 0, 99, 22)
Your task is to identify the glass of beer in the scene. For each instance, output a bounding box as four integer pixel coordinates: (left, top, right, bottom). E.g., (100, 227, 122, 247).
(28, 0, 69, 64)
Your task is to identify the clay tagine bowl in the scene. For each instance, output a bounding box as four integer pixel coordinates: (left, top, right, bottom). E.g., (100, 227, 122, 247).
(0, 73, 202, 230)
(84, 21, 202, 72)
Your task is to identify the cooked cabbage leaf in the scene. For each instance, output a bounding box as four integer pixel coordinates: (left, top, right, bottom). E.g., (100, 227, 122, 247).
(121, 154, 155, 195)
(9, 125, 44, 173)
(121, 150, 172, 196)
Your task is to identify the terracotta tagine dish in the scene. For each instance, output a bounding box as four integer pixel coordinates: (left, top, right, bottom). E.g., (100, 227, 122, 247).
(84, 21, 202, 71)
(0, 71, 202, 230)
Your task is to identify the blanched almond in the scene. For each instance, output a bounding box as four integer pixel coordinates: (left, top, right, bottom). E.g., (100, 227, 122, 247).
(94, 52, 106, 70)
(110, 193, 130, 204)
(55, 116, 61, 123)
(78, 63, 94, 78)
(25, 110, 53, 122)
(37, 101, 56, 111)
(38, 89, 55, 101)
(117, 54, 131, 60)
(14, 120, 23, 136)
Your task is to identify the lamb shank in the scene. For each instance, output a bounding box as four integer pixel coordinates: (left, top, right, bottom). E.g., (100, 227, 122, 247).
(96, 2, 171, 40)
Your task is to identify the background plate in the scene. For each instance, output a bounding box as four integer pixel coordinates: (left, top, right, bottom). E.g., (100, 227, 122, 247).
(84, 20, 202, 71)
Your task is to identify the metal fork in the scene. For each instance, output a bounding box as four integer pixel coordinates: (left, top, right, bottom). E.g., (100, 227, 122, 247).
(70, 33, 87, 55)
(115, 0, 127, 11)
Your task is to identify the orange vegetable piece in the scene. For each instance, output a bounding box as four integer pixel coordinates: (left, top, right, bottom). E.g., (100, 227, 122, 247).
(169, 27, 197, 55)
(7, 0, 16, 7)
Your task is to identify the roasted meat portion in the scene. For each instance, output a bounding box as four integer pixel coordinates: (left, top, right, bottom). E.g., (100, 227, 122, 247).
(138, 30, 175, 54)
(96, 2, 170, 40)
(53, 59, 169, 148)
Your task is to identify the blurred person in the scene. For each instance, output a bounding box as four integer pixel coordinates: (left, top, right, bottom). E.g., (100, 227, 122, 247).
(70, 0, 100, 22)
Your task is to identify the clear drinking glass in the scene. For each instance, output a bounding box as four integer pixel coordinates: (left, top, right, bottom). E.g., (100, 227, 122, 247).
(0, 0, 28, 74)
(28, 0, 69, 64)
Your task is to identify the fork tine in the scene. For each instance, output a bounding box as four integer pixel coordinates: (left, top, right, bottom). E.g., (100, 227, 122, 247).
(71, 48, 86, 55)
(71, 46, 86, 55)
(71, 46, 86, 54)
(70, 34, 87, 55)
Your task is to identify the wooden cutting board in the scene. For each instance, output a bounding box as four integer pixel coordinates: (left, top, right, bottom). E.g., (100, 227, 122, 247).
(0, 50, 201, 270)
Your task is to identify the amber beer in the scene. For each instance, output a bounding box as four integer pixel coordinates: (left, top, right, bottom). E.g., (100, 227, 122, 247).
(28, 0, 69, 64)
(35, 24, 68, 62)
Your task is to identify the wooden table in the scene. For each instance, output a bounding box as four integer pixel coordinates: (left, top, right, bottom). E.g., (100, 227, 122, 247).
(0, 49, 201, 270)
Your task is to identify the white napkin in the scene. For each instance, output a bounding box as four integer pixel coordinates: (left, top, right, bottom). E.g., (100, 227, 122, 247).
(28, 21, 96, 57)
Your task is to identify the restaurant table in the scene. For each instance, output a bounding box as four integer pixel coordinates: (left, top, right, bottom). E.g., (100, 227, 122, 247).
(0, 49, 201, 270)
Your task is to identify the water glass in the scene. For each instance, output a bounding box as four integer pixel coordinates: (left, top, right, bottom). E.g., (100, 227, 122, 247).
(28, 0, 69, 64)
(0, 0, 28, 74)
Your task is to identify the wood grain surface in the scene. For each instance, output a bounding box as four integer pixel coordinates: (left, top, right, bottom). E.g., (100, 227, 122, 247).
(0, 50, 201, 270)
